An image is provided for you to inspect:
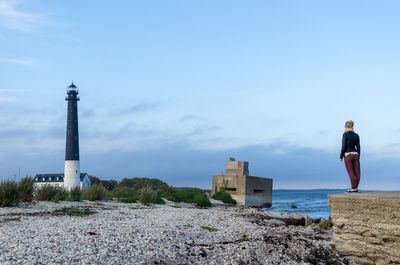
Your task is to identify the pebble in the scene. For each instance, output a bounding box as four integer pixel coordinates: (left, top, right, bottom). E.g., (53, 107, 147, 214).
(0, 201, 349, 264)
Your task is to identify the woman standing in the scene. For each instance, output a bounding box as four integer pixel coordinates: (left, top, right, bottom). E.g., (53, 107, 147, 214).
(340, 120, 361, 192)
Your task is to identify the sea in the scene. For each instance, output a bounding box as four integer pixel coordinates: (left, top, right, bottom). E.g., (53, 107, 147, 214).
(264, 189, 346, 219)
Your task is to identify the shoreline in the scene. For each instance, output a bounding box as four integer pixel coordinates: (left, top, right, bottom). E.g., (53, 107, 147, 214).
(0, 201, 350, 265)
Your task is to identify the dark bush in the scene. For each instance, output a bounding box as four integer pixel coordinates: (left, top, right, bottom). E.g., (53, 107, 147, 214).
(118, 177, 169, 191)
(0, 180, 19, 207)
(160, 190, 178, 202)
(82, 184, 107, 201)
(35, 185, 67, 202)
(110, 186, 134, 200)
(192, 192, 211, 208)
(88, 175, 101, 185)
(175, 188, 211, 208)
(211, 191, 237, 205)
(68, 187, 82, 201)
(100, 179, 118, 191)
(18, 177, 34, 202)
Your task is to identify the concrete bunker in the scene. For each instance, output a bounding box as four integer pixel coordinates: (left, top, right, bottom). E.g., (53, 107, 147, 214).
(211, 158, 273, 207)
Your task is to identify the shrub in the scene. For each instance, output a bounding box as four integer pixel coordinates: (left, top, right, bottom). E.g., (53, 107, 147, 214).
(118, 177, 169, 191)
(160, 190, 178, 202)
(82, 184, 107, 201)
(211, 191, 237, 205)
(175, 188, 211, 208)
(35, 185, 67, 202)
(18, 177, 34, 202)
(0, 180, 19, 207)
(52, 188, 68, 202)
(110, 186, 135, 200)
(68, 187, 82, 201)
(138, 186, 164, 205)
(192, 192, 211, 208)
(174, 189, 195, 202)
(100, 179, 118, 191)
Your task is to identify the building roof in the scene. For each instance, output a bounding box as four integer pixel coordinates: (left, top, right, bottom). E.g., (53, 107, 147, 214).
(34, 173, 88, 183)
(68, 82, 77, 89)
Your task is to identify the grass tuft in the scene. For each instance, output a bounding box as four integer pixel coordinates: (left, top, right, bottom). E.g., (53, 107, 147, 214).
(53, 206, 95, 216)
(35, 185, 67, 202)
(18, 177, 34, 203)
(82, 184, 107, 201)
(138, 186, 164, 205)
(0, 180, 19, 207)
(68, 187, 82, 201)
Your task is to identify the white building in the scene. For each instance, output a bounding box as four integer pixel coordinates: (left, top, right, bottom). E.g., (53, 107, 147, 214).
(34, 173, 91, 189)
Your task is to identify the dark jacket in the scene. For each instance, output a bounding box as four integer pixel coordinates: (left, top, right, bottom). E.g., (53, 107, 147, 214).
(340, 131, 360, 159)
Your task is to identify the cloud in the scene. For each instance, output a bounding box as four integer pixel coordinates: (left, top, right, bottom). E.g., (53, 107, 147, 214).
(124, 102, 159, 114)
(109, 102, 160, 116)
(0, 88, 34, 92)
(78, 142, 400, 190)
(0, 95, 14, 102)
(0, 0, 47, 32)
(80, 108, 96, 118)
(0, 57, 34, 66)
(0, 127, 31, 138)
(1, 136, 399, 190)
(179, 115, 204, 122)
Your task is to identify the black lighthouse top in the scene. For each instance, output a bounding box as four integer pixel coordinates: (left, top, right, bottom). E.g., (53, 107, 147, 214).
(65, 82, 80, 161)
(66, 82, 79, 100)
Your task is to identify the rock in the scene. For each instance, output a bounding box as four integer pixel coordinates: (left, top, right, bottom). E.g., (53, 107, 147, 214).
(329, 192, 400, 265)
(361, 230, 375, 238)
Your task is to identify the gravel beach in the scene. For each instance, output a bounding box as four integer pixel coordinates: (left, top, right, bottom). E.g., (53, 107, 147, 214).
(0, 201, 350, 265)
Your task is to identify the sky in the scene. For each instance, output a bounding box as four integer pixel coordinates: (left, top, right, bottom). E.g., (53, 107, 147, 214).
(1, 0, 400, 190)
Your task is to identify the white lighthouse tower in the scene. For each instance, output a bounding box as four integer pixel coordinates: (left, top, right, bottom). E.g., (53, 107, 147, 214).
(64, 82, 81, 189)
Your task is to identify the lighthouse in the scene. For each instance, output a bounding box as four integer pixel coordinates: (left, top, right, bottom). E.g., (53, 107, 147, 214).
(64, 82, 81, 189)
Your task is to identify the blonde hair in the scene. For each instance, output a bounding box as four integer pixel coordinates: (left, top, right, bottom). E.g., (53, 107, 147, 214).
(344, 120, 354, 132)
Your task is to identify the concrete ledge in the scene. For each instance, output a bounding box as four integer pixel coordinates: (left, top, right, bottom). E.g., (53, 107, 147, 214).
(329, 192, 400, 265)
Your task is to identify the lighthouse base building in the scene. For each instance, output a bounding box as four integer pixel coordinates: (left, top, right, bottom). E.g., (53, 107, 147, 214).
(34, 173, 91, 189)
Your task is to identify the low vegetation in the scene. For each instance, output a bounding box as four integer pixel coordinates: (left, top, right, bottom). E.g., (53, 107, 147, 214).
(211, 191, 237, 205)
(35, 185, 68, 202)
(109, 186, 138, 202)
(18, 177, 34, 202)
(0, 176, 211, 208)
(53, 206, 95, 216)
(138, 186, 164, 205)
(174, 188, 211, 208)
(102, 177, 211, 207)
(82, 184, 107, 201)
(0, 180, 19, 207)
(68, 187, 82, 201)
